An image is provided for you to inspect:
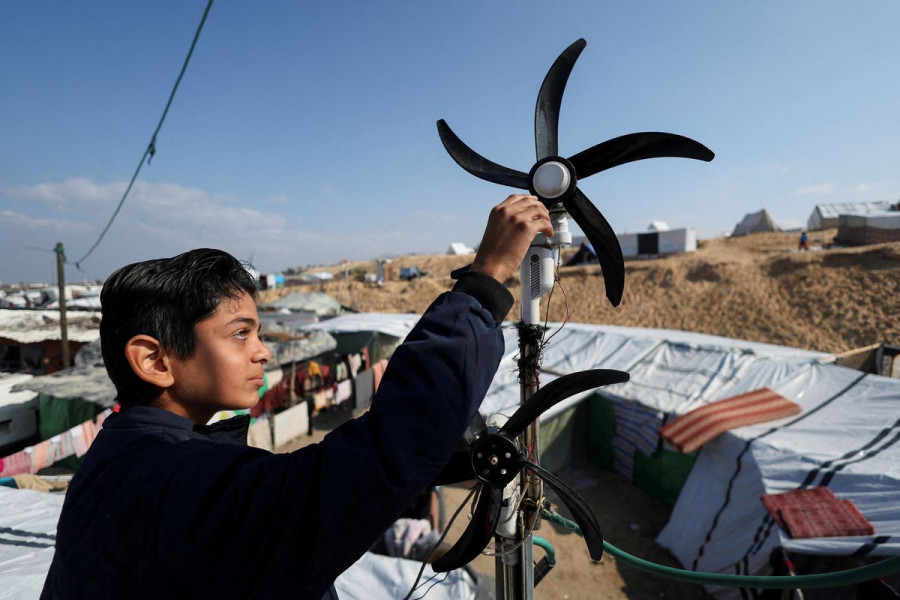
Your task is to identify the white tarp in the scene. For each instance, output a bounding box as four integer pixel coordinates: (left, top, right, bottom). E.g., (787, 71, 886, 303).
(0, 483, 477, 600)
(304, 312, 421, 340)
(0, 486, 63, 600)
(657, 363, 900, 599)
(479, 322, 828, 421)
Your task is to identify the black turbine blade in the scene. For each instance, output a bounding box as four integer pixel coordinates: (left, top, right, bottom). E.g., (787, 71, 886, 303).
(563, 188, 625, 306)
(437, 120, 530, 189)
(535, 38, 587, 161)
(432, 486, 503, 573)
(524, 460, 604, 561)
(500, 370, 629, 439)
(433, 450, 475, 486)
(568, 132, 715, 180)
(464, 411, 488, 445)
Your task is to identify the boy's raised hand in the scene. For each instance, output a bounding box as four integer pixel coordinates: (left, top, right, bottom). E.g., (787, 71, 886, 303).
(470, 194, 554, 283)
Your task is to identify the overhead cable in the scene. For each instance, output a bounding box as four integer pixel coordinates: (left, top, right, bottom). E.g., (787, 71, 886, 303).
(73, 0, 215, 269)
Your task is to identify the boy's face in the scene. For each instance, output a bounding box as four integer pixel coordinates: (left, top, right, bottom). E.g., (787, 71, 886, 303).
(167, 292, 271, 422)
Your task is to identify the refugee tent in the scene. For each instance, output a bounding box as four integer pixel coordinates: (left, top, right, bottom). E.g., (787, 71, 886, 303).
(730, 209, 780, 236)
(657, 364, 900, 599)
(262, 291, 343, 317)
(303, 312, 419, 361)
(807, 200, 894, 231)
(474, 321, 900, 597)
(447, 242, 475, 255)
(564, 241, 598, 266)
(0, 373, 38, 452)
(617, 226, 697, 258)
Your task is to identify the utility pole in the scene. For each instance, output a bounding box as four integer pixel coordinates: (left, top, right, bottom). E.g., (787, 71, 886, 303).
(55, 242, 70, 370)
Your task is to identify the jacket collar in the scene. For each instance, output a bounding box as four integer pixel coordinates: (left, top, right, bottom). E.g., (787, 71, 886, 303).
(105, 406, 250, 445)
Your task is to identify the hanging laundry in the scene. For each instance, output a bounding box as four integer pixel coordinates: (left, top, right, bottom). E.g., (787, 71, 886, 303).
(0, 451, 31, 477)
(373, 358, 390, 392)
(335, 380, 353, 405)
(354, 369, 375, 412)
(347, 353, 362, 377)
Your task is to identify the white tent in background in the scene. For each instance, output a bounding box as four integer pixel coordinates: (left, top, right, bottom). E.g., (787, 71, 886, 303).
(731, 209, 780, 236)
(807, 201, 894, 231)
(447, 242, 475, 255)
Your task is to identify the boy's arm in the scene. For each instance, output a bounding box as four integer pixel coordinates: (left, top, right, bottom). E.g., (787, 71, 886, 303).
(306, 194, 553, 581)
(163, 195, 552, 596)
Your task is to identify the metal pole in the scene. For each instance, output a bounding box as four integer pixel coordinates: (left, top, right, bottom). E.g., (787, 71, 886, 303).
(55, 242, 70, 370)
(496, 212, 570, 600)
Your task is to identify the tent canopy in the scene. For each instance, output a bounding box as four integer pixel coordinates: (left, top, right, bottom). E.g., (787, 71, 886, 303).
(731, 209, 780, 236)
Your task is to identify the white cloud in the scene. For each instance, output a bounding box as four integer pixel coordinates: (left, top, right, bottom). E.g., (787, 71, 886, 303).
(792, 182, 836, 196)
(854, 183, 874, 192)
(0, 210, 92, 233)
(7, 178, 125, 206)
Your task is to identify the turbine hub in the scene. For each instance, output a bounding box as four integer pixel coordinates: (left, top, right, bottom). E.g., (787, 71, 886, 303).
(533, 161, 570, 198)
(528, 155, 577, 205)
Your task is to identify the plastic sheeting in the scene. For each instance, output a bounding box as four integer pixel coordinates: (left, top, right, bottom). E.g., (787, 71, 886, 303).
(0, 483, 476, 600)
(479, 322, 828, 421)
(334, 552, 476, 599)
(0, 486, 62, 599)
(657, 363, 900, 599)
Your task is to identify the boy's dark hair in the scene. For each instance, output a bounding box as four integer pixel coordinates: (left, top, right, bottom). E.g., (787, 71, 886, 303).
(100, 248, 258, 407)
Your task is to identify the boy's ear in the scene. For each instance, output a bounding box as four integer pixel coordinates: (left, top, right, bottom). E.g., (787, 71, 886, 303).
(124, 335, 175, 389)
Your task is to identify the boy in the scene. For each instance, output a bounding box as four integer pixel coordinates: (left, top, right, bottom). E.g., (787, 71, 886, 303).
(42, 194, 552, 599)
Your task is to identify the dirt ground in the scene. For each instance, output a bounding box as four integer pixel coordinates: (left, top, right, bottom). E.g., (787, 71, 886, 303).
(273, 230, 900, 598)
(262, 230, 900, 355)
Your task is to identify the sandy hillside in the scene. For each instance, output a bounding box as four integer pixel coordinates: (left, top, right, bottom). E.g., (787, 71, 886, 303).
(262, 230, 900, 354)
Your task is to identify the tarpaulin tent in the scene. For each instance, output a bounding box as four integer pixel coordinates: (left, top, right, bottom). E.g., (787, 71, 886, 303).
(657, 363, 900, 598)
(731, 209, 780, 236)
(807, 201, 894, 231)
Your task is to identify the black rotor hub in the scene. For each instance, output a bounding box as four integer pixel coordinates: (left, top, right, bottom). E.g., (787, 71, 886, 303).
(470, 429, 523, 486)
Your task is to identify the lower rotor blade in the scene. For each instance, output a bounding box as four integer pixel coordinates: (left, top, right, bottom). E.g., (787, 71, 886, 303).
(563, 188, 625, 306)
(500, 370, 629, 439)
(433, 450, 474, 486)
(437, 120, 530, 189)
(568, 132, 715, 180)
(432, 486, 502, 572)
(524, 460, 604, 561)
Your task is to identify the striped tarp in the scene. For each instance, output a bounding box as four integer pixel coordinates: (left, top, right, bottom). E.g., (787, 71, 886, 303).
(659, 387, 802, 453)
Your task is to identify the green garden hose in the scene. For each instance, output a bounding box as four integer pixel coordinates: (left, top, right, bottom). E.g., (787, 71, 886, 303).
(540, 509, 900, 589)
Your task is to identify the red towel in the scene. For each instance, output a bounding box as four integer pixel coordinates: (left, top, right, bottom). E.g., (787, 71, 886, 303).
(761, 487, 875, 538)
(659, 387, 802, 453)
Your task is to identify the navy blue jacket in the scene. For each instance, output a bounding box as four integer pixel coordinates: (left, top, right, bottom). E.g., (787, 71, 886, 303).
(42, 274, 512, 599)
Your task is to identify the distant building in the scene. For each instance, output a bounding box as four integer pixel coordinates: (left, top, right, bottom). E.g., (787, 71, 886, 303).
(835, 211, 900, 246)
(0, 309, 99, 374)
(618, 224, 697, 258)
(447, 242, 475, 255)
(807, 201, 893, 231)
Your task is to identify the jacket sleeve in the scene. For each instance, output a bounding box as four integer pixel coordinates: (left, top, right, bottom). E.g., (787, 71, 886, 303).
(158, 280, 512, 598)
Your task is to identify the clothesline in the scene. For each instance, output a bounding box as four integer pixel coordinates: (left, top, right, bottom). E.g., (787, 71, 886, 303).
(0, 409, 113, 477)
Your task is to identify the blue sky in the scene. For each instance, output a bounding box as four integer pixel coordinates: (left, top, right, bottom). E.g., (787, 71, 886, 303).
(2, 1, 898, 284)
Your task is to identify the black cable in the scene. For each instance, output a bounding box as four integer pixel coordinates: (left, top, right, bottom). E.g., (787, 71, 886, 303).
(402, 485, 478, 600)
(72, 0, 215, 268)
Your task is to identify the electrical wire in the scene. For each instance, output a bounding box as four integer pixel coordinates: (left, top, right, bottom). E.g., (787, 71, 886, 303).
(402, 485, 478, 600)
(71, 0, 215, 269)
